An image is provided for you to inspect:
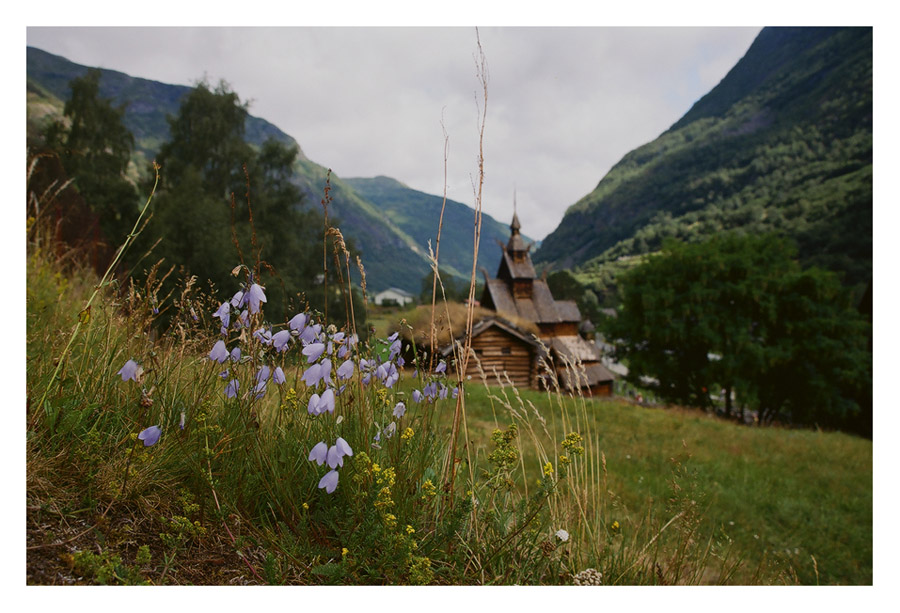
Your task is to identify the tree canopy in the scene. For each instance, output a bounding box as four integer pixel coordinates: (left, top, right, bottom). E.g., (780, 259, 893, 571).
(603, 233, 871, 433)
(137, 80, 362, 329)
(43, 68, 139, 245)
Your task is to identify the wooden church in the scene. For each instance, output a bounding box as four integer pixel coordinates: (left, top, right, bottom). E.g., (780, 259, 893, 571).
(452, 212, 615, 395)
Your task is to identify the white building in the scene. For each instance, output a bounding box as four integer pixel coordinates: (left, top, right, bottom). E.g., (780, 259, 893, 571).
(373, 287, 415, 307)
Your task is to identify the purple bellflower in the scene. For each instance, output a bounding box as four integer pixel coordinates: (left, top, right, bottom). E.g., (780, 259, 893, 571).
(320, 388, 336, 414)
(412, 389, 423, 403)
(318, 469, 339, 494)
(308, 393, 322, 415)
(289, 312, 307, 332)
(225, 379, 240, 399)
(213, 302, 231, 329)
(230, 347, 241, 362)
(247, 283, 267, 314)
(435, 360, 447, 374)
(272, 330, 292, 352)
(209, 340, 229, 364)
(303, 342, 326, 363)
(138, 425, 162, 447)
(273, 366, 286, 385)
(337, 358, 355, 381)
(393, 402, 406, 419)
(256, 365, 271, 384)
(118, 359, 142, 382)
(308, 441, 328, 465)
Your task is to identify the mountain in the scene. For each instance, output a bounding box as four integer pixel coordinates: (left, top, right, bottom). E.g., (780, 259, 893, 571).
(26, 47, 441, 294)
(534, 27, 872, 296)
(343, 176, 534, 285)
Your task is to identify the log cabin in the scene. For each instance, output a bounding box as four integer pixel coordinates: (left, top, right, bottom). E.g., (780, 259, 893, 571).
(472, 213, 615, 396)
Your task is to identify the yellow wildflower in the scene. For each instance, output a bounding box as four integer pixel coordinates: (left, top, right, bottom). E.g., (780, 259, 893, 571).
(542, 461, 554, 477)
(401, 427, 414, 441)
(406, 525, 415, 535)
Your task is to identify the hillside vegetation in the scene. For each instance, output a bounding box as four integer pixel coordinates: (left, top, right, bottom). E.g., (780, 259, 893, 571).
(535, 27, 872, 301)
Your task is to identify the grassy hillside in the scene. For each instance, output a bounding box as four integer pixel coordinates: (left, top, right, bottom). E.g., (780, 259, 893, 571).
(535, 27, 872, 299)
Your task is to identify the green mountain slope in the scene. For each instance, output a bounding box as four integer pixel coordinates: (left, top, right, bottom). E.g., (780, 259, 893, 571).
(534, 27, 872, 295)
(26, 46, 434, 294)
(343, 176, 533, 284)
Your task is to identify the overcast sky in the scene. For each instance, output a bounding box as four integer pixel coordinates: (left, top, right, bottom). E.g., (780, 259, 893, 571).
(26, 25, 761, 240)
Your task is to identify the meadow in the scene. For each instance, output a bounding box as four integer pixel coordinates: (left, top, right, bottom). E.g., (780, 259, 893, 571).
(25, 203, 872, 585)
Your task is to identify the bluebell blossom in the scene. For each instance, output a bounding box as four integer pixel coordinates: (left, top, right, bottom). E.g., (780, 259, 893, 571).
(397, 355, 405, 367)
(308, 393, 322, 415)
(384, 422, 397, 438)
(336, 436, 354, 458)
(388, 339, 402, 361)
(423, 381, 437, 399)
(388, 332, 399, 342)
(230, 290, 245, 308)
(209, 340, 229, 363)
(337, 358, 355, 381)
(308, 441, 328, 465)
(289, 313, 307, 332)
(230, 347, 241, 362)
(179, 410, 186, 431)
(253, 328, 273, 346)
(237, 310, 249, 329)
(272, 329, 292, 352)
(319, 387, 335, 414)
(138, 425, 162, 447)
(219, 370, 230, 379)
(393, 402, 406, 419)
(254, 380, 267, 399)
(303, 342, 326, 363)
(247, 283, 267, 314)
(319, 358, 333, 386)
(439, 384, 449, 399)
(326, 436, 354, 469)
(318, 469, 339, 494)
(302, 363, 323, 388)
(213, 302, 231, 329)
(225, 379, 240, 399)
(273, 366, 286, 385)
(256, 365, 271, 384)
(300, 324, 321, 345)
(435, 360, 447, 374)
(118, 359, 142, 382)
(326, 445, 344, 468)
(452, 387, 460, 399)
(302, 358, 331, 388)
(412, 389, 423, 403)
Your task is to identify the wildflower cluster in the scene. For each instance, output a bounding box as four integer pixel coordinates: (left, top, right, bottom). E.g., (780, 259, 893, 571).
(409, 357, 458, 405)
(485, 423, 520, 490)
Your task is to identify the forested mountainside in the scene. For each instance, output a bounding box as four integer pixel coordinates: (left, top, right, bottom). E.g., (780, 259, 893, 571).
(535, 27, 872, 300)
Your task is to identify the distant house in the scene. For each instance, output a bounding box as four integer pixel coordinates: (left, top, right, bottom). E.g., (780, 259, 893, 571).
(476, 213, 615, 396)
(373, 287, 415, 307)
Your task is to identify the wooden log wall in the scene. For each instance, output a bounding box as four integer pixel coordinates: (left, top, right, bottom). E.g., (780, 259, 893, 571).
(466, 328, 534, 388)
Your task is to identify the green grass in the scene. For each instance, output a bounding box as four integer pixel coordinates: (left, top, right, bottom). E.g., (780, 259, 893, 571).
(25, 205, 871, 586)
(452, 382, 872, 584)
